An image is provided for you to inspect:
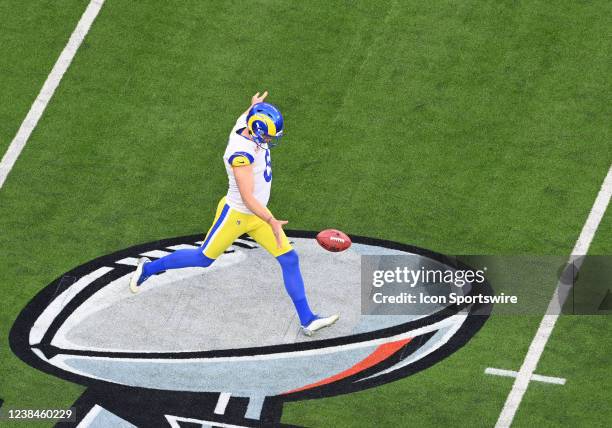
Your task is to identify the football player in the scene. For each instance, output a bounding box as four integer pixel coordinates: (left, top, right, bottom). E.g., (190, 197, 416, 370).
(129, 91, 339, 336)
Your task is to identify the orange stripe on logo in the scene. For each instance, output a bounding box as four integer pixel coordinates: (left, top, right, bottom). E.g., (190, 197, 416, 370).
(283, 338, 412, 395)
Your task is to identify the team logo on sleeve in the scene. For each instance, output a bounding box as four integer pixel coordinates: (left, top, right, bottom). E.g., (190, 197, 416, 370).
(228, 151, 254, 167)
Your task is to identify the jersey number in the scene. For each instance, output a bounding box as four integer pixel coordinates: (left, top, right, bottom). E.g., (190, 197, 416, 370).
(263, 149, 272, 182)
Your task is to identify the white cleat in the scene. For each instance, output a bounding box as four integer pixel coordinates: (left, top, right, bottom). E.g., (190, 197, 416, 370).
(129, 257, 150, 294)
(302, 314, 339, 337)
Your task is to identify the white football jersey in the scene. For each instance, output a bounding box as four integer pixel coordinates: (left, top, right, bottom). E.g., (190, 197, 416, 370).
(223, 114, 272, 214)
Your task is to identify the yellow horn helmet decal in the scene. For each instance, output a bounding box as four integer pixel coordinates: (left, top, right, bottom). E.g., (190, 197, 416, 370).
(248, 114, 277, 137)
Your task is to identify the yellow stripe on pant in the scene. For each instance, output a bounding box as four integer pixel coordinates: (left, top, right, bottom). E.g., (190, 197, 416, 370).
(201, 197, 292, 259)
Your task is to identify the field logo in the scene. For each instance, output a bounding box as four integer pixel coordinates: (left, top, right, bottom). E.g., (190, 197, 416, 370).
(10, 231, 492, 427)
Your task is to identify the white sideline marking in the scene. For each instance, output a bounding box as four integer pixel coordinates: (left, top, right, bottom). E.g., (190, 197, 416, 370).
(0, 0, 106, 190)
(530, 373, 566, 385)
(76, 404, 102, 427)
(30, 266, 113, 344)
(214, 392, 231, 415)
(485, 368, 566, 385)
(165, 415, 249, 428)
(139, 249, 170, 258)
(166, 244, 199, 251)
(245, 395, 265, 420)
(496, 164, 612, 428)
(115, 257, 139, 266)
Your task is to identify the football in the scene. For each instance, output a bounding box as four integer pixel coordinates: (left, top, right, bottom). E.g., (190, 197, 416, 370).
(316, 229, 352, 252)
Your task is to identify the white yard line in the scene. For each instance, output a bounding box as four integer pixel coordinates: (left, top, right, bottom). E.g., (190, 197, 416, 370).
(530, 373, 566, 385)
(495, 164, 612, 428)
(485, 368, 566, 385)
(0, 0, 105, 190)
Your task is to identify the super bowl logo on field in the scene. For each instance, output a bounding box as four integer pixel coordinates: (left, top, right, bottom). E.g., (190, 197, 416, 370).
(10, 231, 493, 427)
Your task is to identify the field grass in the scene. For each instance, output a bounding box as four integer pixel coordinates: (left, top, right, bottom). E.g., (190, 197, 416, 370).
(512, 316, 612, 428)
(0, 0, 86, 155)
(0, 0, 610, 427)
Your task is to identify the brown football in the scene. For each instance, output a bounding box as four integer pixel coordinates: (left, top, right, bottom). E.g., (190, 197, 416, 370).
(316, 229, 352, 252)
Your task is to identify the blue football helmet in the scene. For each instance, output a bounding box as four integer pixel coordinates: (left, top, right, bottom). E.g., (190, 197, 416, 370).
(246, 102, 284, 147)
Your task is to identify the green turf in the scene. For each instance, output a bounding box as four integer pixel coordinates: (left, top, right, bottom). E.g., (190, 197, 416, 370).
(512, 316, 612, 428)
(0, 0, 610, 427)
(587, 199, 612, 256)
(0, 0, 87, 155)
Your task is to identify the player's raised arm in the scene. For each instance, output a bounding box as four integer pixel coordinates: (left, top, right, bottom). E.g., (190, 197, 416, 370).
(241, 91, 268, 116)
(233, 164, 287, 248)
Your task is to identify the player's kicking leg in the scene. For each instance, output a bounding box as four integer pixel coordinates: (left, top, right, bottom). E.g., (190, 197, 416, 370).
(129, 199, 243, 293)
(248, 220, 339, 336)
